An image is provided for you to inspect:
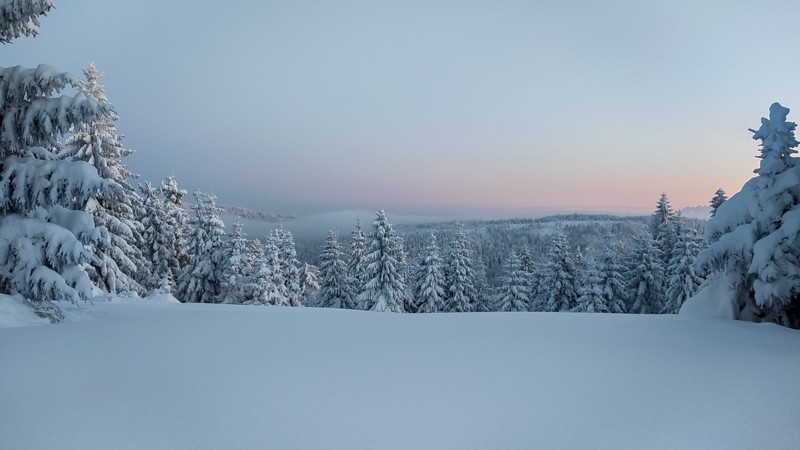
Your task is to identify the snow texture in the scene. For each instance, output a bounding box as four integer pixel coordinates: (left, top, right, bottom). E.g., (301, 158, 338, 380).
(1, 303, 798, 449)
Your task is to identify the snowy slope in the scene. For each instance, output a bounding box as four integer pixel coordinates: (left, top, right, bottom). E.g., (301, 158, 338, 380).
(1, 303, 799, 450)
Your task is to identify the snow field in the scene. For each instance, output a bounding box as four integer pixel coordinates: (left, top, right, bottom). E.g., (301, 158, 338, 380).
(1, 302, 799, 449)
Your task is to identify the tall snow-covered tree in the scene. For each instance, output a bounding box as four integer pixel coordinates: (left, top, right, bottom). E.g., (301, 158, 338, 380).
(540, 226, 579, 312)
(139, 181, 171, 292)
(652, 193, 677, 266)
(574, 255, 608, 313)
(61, 62, 145, 295)
(241, 238, 286, 306)
(176, 191, 225, 303)
(300, 262, 319, 306)
(160, 175, 189, 282)
(627, 230, 665, 314)
(219, 220, 248, 303)
(497, 251, 529, 312)
(694, 103, 800, 327)
(0, 4, 113, 320)
(663, 221, 702, 314)
(317, 230, 354, 309)
(597, 230, 628, 313)
(709, 188, 727, 218)
(270, 225, 302, 306)
(414, 233, 446, 313)
(347, 219, 366, 299)
(444, 225, 479, 312)
(358, 210, 406, 312)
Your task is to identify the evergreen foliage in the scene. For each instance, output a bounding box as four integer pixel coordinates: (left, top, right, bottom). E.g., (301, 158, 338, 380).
(318, 230, 354, 309)
(414, 234, 446, 313)
(627, 230, 665, 314)
(358, 210, 406, 312)
(444, 225, 479, 312)
(176, 191, 225, 303)
(497, 251, 529, 312)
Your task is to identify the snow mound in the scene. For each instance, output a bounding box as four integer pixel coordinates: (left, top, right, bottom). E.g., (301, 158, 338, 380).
(0, 294, 49, 328)
(679, 273, 739, 320)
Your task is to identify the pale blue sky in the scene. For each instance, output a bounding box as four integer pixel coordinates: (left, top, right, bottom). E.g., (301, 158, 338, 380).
(6, 0, 800, 215)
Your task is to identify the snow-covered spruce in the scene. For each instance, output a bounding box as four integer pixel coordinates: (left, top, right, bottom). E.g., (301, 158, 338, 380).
(1, 16, 113, 320)
(219, 220, 248, 303)
(497, 251, 529, 312)
(596, 229, 628, 314)
(662, 219, 702, 314)
(626, 229, 665, 314)
(574, 254, 608, 313)
(347, 219, 366, 304)
(414, 233, 446, 313)
(317, 230, 355, 309)
(444, 224, 479, 312)
(176, 191, 225, 303)
(358, 210, 407, 312)
(539, 225, 579, 312)
(270, 225, 303, 307)
(61, 62, 145, 296)
(687, 103, 800, 327)
(709, 188, 727, 218)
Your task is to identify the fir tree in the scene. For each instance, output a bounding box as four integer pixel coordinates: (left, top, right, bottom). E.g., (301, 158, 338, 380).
(497, 251, 529, 312)
(652, 193, 677, 266)
(219, 220, 247, 303)
(541, 226, 579, 312)
(0, 4, 112, 320)
(160, 175, 189, 283)
(271, 225, 302, 306)
(574, 255, 608, 313)
(696, 103, 800, 327)
(139, 181, 172, 292)
(709, 188, 727, 218)
(176, 191, 225, 303)
(318, 230, 354, 309)
(663, 222, 702, 314)
(61, 62, 145, 295)
(597, 229, 628, 313)
(627, 230, 665, 314)
(241, 238, 286, 306)
(300, 262, 319, 306)
(347, 219, 366, 301)
(358, 210, 406, 312)
(414, 234, 446, 313)
(444, 225, 479, 312)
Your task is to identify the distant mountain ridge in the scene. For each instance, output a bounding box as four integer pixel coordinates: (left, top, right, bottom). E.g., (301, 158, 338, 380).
(217, 204, 297, 223)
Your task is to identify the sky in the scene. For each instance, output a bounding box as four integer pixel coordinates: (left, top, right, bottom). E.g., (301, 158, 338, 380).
(6, 0, 800, 216)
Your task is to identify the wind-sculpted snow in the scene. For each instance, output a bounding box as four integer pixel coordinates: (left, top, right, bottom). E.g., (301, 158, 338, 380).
(1, 304, 798, 449)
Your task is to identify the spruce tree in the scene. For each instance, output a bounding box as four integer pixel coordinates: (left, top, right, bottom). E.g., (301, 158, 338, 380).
(271, 225, 302, 306)
(358, 210, 406, 312)
(318, 230, 354, 309)
(574, 255, 608, 313)
(709, 188, 727, 218)
(0, 2, 113, 320)
(652, 193, 677, 266)
(241, 238, 286, 306)
(139, 181, 172, 292)
(497, 251, 529, 312)
(160, 175, 189, 283)
(444, 225, 479, 312)
(300, 262, 319, 306)
(663, 223, 702, 314)
(414, 233, 446, 313)
(597, 230, 628, 313)
(176, 191, 225, 303)
(61, 62, 145, 295)
(696, 103, 800, 327)
(627, 230, 665, 314)
(347, 219, 366, 301)
(219, 220, 247, 303)
(541, 225, 579, 312)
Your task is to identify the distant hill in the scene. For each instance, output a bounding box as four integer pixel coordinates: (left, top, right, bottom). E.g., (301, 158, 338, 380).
(680, 205, 711, 220)
(217, 204, 297, 223)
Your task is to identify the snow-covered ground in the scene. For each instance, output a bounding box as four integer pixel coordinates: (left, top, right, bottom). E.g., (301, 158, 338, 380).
(1, 301, 799, 450)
